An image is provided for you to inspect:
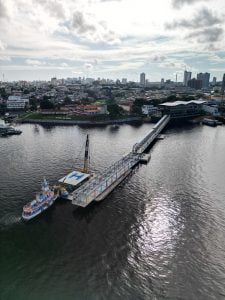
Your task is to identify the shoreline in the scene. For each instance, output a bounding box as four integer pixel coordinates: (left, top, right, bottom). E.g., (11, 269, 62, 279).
(19, 116, 143, 126)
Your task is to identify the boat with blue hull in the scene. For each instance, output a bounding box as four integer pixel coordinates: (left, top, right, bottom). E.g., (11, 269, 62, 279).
(22, 135, 92, 220)
(22, 178, 58, 221)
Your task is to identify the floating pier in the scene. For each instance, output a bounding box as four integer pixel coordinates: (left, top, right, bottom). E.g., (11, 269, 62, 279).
(71, 115, 170, 207)
(140, 154, 151, 164)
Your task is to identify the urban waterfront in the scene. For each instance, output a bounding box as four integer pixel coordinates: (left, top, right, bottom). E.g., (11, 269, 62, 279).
(1, 123, 225, 300)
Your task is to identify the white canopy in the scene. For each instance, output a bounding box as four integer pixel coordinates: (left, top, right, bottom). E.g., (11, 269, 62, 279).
(58, 170, 90, 186)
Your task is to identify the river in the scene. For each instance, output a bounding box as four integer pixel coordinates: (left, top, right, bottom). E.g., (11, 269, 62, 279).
(0, 122, 225, 300)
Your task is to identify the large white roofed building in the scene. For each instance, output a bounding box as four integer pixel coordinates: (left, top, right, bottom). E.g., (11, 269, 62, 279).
(159, 100, 206, 118)
(7, 96, 29, 110)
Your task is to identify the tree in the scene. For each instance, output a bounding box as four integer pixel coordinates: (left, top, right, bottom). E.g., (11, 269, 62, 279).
(131, 105, 142, 115)
(107, 103, 124, 117)
(0, 103, 6, 114)
(166, 95, 177, 102)
(63, 96, 72, 105)
(87, 89, 97, 99)
(181, 95, 196, 101)
(131, 98, 150, 115)
(0, 88, 7, 100)
(40, 97, 54, 109)
(29, 97, 37, 111)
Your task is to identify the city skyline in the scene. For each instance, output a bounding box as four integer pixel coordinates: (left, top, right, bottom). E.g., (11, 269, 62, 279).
(0, 0, 225, 81)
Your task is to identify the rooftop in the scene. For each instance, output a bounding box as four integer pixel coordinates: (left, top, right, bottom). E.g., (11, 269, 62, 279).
(58, 170, 90, 186)
(160, 100, 206, 107)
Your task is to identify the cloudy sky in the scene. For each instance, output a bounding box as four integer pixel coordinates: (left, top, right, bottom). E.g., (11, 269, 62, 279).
(0, 0, 225, 81)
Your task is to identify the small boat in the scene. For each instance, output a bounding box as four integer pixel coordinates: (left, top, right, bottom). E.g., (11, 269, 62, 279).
(1, 132, 9, 137)
(202, 118, 217, 127)
(216, 120, 223, 126)
(0, 119, 10, 133)
(3, 128, 22, 136)
(22, 178, 58, 221)
(140, 153, 151, 164)
(110, 124, 120, 129)
(0, 119, 22, 136)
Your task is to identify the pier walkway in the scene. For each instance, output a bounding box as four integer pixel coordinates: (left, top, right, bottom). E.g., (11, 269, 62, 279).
(71, 115, 170, 207)
(132, 115, 170, 153)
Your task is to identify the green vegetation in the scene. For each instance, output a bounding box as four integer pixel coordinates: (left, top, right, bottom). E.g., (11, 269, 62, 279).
(40, 96, 55, 109)
(29, 96, 38, 111)
(93, 100, 106, 105)
(107, 104, 124, 117)
(0, 103, 6, 114)
(131, 98, 150, 115)
(21, 112, 136, 122)
(166, 95, 177, 102)
(63, 96, 72, 105)
(0, 88, 8, 100)
(106, 99, 124, 118)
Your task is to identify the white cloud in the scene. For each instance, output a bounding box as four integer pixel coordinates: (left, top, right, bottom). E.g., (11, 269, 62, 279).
(0, 39, 6, 50)
(0, 0, 224, 81)
(60, 62, 69, 67)
(0, 56, 11, 61)
(172, 0, 210, 9)
(26, 59, 46, 65)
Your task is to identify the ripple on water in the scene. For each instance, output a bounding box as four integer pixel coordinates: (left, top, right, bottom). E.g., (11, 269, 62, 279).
(1, 123, 225, 300)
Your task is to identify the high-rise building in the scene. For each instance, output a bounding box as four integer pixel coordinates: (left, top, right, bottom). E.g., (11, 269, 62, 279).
(183, 71, 192, 86)
(197, 72, 210, 89)
(140, 73, 146, 86)
(51, 77, 57, 85)
(212, 77, 217, 86)
(187, 78, 202, 89)
(221, 74, 225, 95)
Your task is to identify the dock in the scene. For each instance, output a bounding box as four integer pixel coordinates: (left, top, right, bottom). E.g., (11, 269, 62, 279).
(71, 115, 170, 207)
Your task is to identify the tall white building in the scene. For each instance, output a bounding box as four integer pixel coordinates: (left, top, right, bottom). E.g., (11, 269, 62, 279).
(183, 71, 192, 86)
(140, 73, 146, 86)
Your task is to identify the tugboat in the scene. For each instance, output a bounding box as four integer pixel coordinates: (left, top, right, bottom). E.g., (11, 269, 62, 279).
(0, 119, 22, 136)
(22, 178, 58, 221)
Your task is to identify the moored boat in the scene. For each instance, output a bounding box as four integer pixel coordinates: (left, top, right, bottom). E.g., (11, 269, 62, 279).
(202, 118, 217, 127)
(0, 119, 22, 136)
(22, 178, 58, 221)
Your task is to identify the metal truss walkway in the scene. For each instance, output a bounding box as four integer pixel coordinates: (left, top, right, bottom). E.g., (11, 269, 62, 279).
(71, 115, 170, 207)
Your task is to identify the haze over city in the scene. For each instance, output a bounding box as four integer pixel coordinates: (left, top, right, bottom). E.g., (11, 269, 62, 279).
(0, 0, 225, 81)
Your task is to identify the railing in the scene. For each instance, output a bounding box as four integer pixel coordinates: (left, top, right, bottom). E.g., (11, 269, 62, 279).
(71, 114, 170, 207)
(133, 115, 170, 153)
(72, 152, 141, 207)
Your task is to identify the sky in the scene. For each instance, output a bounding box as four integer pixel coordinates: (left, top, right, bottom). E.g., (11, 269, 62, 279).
(0, 0, 225, 82)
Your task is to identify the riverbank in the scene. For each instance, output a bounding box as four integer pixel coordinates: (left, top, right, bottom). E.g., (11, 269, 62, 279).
(19, 116, 142, 126)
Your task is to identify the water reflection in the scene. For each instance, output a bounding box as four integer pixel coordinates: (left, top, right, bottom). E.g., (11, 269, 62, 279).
(1, 123, 225, 299)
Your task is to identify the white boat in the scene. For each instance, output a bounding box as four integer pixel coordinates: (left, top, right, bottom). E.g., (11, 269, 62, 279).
(22, 178, 58, 221)
(0, 119, 10, 133)
(0, 119, 22, 136)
